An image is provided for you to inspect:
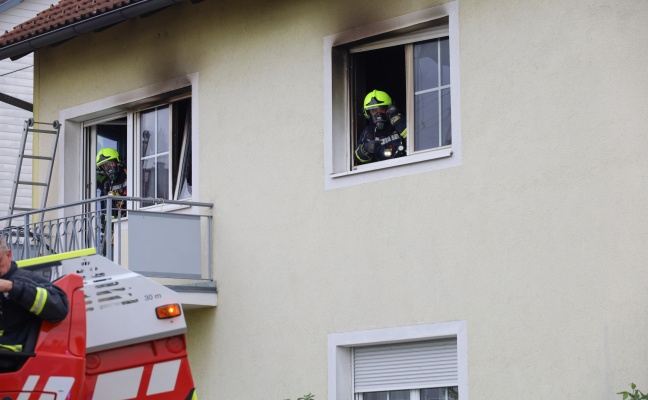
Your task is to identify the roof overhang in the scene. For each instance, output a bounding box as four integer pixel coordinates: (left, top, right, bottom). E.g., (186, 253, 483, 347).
(0, 0, 187, 61)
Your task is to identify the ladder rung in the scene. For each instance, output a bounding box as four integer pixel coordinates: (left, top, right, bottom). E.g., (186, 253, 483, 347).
(27, 128, 58, 134)
(12, 207, 35, 212)
(17, 181, 47, 186)
(7, 119, 59, 220)
(22, 155, 53, 161)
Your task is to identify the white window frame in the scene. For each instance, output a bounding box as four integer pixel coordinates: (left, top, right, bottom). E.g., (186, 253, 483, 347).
(328, 321, 468, 400)
(323, 2, 461, 190)
(133, 94, 193, 206)
(356, 387, 457, 400)
(57, 73, 200, 215)
(82, 112, 128, 202)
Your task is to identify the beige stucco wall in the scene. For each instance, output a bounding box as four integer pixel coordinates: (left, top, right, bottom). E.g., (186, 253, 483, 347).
(32, 0, 648, 398)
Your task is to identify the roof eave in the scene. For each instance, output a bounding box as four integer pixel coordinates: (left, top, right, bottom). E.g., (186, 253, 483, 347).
(0, 0, 185, 61)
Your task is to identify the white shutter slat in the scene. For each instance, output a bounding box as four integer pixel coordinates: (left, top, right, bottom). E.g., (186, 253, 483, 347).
(353, 338, 457, 393)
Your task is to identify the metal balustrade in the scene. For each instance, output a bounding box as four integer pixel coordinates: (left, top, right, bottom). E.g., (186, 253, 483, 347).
(0, 196, 213, 280)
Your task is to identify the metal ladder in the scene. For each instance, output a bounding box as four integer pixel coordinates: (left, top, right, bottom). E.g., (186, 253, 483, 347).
(7, 118, 61, 226)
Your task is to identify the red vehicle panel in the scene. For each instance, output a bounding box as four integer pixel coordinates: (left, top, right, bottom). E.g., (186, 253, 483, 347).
(1, 273, 197, 399)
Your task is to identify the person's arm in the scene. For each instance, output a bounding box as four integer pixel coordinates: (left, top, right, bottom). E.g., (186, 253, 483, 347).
(6, 274, 69, 323)
(355, 126, 378, 164)
(387, 105, 407, 139)
(0, 278, 13, 293)
(355, 140, 378, 163)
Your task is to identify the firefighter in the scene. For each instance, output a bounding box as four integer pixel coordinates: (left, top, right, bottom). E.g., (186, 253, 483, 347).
(96, 148, 127, 200)
(0, 237, 69, 358)
(96, 164, 107, 197)
(354, 90, 408, 164)
(96, 148, 127, 256)
(96, 148, 127, 217)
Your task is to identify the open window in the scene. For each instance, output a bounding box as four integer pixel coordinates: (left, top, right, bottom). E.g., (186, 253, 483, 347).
(82, 94, 192, 209)
(82, 116, 127, 202)
(58, 75, 198, 217)
(349, 19, 451, 166)
(135, 96, 192, 206)
(324, 2, 460, 189)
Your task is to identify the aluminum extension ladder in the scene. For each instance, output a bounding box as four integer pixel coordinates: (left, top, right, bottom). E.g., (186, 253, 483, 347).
(7, 118, 61, 226)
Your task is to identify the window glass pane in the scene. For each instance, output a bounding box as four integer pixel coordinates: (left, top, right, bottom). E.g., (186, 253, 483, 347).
(364, 391, 409, 400)
(365, 393, 389, 400)
(414, 40, 439, 92)
(156, 155, 169, 199)
(141, 158, 155, 198)
(440, 37, 450, 86)
(177, 129, 192, 200)
(415, 91, 440, 151)
(414, 37, 452, 152)
(421, 387, 459, 400)
(421, 388, 444, 400)
(157, 106, 169, 153)
(441, 88, 452, 146)
(140, 110, 156, 157)
(178, 175, 191, 199)
(389, 390, 409, 400)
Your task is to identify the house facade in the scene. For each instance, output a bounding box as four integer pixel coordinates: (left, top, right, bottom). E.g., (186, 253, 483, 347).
(0, 0, 50, 219)
(0, 0, 647, 399)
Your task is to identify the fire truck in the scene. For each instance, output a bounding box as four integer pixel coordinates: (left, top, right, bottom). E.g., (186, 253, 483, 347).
(0, 248, 198, 399)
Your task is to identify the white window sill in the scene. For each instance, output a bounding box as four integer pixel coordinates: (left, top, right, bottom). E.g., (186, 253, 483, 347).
(330, 146, 453, 179)
(137, 203, 192, 213)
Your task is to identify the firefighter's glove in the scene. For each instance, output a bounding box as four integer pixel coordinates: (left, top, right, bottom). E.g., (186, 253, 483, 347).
(362, 141, 379, 154)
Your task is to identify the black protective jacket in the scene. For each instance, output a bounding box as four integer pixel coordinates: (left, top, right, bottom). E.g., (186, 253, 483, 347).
(99, 169, 127, 198)
(354, 107, 408, 164)
(0, 262, 69, 350)
(99, 169, 127, 219)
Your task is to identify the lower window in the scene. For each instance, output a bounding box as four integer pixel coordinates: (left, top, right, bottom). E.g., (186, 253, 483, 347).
(328, 321, 467, 400)
(353, 338, 458, 398)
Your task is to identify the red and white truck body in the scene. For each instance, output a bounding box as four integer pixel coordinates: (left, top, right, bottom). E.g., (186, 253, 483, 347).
(0, 249, 198, 400)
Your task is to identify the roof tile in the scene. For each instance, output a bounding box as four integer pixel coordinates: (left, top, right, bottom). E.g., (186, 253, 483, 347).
(0, 0, 145, 48)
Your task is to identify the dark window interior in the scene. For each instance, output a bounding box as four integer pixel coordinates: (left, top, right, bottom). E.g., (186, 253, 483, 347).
(97, 120, 127, 164)
(350, 45, 406, 165)
(171, 98, 191, 195)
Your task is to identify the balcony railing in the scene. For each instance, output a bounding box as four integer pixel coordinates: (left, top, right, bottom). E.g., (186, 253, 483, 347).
(0, 196, 213, 280)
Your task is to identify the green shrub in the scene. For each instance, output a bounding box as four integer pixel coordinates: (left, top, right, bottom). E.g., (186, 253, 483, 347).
(285, 394, 314, 400)
(619, 383, 648, 400)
